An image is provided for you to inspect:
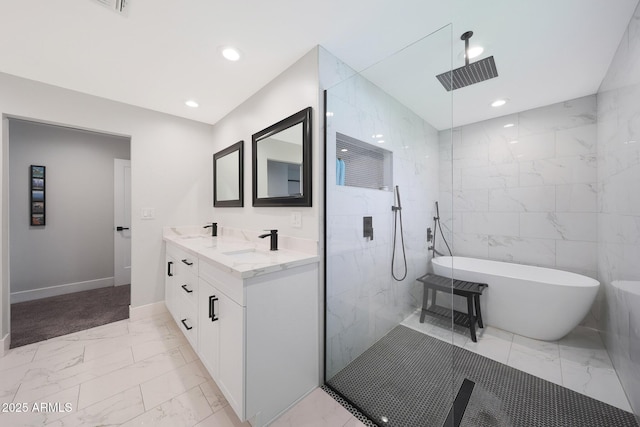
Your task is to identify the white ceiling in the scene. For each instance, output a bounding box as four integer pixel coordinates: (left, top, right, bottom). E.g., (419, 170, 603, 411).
(0, 0, 637, 130)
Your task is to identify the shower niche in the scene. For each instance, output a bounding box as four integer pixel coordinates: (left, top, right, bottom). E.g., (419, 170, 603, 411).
(335, 132, 392, 191)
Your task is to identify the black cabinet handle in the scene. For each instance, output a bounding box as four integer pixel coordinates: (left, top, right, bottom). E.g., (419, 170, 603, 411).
(209, 295, 219, 322)
(181, 259, 193, 266)
(181, 319, 193, 330)
(181, 284, 193, 293)
(116, 226, 130, 231)
(167, 261, 174, 277)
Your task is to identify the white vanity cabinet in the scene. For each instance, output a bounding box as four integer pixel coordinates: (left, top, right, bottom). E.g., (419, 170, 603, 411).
(164, 238, 319, 427)
(198, 265, 244, 417)
(165, 244, 199, 349)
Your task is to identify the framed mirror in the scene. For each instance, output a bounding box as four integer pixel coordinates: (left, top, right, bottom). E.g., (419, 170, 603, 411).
(252, 107, 312, 207)
(213, 141, 243, 207)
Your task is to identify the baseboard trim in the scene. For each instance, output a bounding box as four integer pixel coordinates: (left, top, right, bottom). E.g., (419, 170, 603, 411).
(129, 301, 167, 321)
(10, 277, 115, 304)
(1, 332, 9, 357)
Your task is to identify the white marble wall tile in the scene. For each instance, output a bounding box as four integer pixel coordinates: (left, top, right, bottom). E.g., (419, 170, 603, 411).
(511, 132, 556, 161)
(597, 2, 640, 414)
(325, 49, 440, 379)
(556, 124, 597, 156)
(120, 386, 212, 427)
(452, 141, 489, 168)
(462, 212, 519, 236)
(556, 183, 597, 212)
(452, 233, 488, 259)
(489, 186, 555, 212)
(461, 164, 519, 189)
(488, 236, 556, 266)
(556, 241, 598, 271)
(520, 212, 596, 241)
(518, 96, 596, 137)
(519, 155, 597, 186)
(453, 189, 489, 212)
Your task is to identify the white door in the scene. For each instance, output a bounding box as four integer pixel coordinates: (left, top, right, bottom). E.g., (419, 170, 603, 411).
(114, 159, 131, 286)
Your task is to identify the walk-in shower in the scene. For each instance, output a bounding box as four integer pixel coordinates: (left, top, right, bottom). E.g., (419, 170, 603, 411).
(323, 15, 639, 426)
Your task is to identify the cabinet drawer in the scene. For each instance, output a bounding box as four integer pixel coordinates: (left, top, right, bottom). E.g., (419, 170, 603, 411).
(167, 243, 199, 275)
(176, 271, 198, 306)
(178, 294, 198, 350)
(199, 259, 244, 306)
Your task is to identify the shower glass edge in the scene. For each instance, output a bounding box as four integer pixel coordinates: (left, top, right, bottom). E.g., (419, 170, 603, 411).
(323, 23, 455, 427)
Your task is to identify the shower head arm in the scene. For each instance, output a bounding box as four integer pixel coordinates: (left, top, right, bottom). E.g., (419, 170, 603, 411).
(461, 31, 473, 67)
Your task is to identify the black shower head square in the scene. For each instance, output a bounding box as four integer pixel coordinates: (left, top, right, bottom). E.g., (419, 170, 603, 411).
(436, 55, 498, 91)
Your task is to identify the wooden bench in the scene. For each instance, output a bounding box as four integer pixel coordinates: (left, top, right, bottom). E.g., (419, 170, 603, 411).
(417, 273, 488, 342)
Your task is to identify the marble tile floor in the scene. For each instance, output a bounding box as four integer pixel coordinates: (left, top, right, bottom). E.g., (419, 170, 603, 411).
(0, 308, 631, 427)
(0, 311, 253, 427)
(400, 309, 633, 412)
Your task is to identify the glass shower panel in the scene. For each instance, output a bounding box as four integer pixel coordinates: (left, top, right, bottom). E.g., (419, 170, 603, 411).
(323, 24, 455, 426)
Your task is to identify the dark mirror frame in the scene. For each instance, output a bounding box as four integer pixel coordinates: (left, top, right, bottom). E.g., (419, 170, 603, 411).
(252, 107, 312, 207)
(213, 140, 244, 207)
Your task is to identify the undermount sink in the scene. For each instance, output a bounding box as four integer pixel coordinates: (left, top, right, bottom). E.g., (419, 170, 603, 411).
(222, 248, 272, 262)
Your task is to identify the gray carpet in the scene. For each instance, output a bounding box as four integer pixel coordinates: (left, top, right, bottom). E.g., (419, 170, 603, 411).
(326, 325, 639, 427)
(10, 284, 130, 348)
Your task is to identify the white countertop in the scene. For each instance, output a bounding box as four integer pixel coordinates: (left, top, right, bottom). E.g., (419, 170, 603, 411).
(163, 227, 320, 279)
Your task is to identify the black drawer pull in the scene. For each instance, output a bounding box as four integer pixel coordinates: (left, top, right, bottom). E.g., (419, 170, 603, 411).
(209, 295, 219, 322)
(167, 261, 174, 277)
(181, 259, 193, 266)
(181, 284, 193, 293)
(181, 319, 193, 330)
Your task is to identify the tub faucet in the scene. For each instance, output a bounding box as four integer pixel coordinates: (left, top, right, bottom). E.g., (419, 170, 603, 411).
(203, 222, 217, 237)
(429, 246, 445, 257)
(259, 229, 278, 251)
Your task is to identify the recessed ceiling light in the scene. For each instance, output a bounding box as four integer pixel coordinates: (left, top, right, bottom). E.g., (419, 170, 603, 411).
(466, 46, 484, 59)
(491, 99, 507, 107)
(341, 148, 348, 152)
(377, 140, 385, 144)
(509, 140, 518, 144)
(504, 123, 515, 128)
(185, 100, 199, 108)
(372, 134, 383, 138)
(221, 47, 241, 61)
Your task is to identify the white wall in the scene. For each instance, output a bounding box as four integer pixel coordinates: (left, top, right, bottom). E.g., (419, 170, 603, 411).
(597, 1, 640, 415)
(208, 48, 320, 241)
(438, 95, 598, 279)
(0, 71, 213, 342)
(9, 119, 130, 301)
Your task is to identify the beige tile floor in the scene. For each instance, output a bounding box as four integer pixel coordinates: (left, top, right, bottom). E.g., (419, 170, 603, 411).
(0, 311, 252, 427)
(0, 308, 633, 426)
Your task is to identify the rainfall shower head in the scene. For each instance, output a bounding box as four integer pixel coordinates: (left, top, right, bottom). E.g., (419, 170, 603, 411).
(436, 31, 498, 91)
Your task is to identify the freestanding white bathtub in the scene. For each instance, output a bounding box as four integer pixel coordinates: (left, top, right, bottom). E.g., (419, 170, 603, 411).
(431, 256, 600, 341)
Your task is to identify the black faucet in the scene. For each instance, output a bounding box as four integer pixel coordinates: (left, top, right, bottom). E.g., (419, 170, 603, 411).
(203, 222, 217, 237)
(258, 229, 278, 251)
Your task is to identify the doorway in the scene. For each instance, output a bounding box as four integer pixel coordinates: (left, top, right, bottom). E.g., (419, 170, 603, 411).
(7, 118, 131, 347)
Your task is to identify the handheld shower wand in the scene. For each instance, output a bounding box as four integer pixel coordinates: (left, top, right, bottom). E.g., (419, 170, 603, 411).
(429, 201, 452, 257)
(391, 186, 407, 281)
